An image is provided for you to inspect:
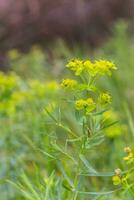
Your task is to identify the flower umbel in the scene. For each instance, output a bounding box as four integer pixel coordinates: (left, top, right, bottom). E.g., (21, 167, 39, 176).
(83, 60, 96, 76)
(66, 59, 117, 77)
(94, 60, 117, 76)
(75, 98, 95, 114)
(98, 93, 112, 106)
(61, 79, 77, 90)
(66, 59, 83, 76)
(75, 99, 86, 110)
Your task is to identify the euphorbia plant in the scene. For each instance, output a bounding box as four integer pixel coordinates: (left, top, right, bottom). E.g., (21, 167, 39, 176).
(56, 58, 117, 199)
(11, 58, 123, 200)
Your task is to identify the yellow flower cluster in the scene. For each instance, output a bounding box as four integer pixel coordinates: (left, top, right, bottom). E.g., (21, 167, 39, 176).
(28, 80, 59, 97)
(0, 72, 21, 116)
(94, 60, 117, 76)
(98, 93, 112, 105)
(61, 79, 77, 90)
(0, 72, 19, 90)
(66, 59, 117, 76)
(123, 147, 134, 163)
(0, 72, 60, 116)
(66, 59, 83, 76)
(75, 98, 95, 113)
(112, 148, 134, 186)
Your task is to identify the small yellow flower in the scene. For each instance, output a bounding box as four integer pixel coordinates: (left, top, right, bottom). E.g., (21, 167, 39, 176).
(94, 60, 117, 76)
(112, 175, 121, 185)
(83, 60, 96, 76)
(75, 99, 86, 110)
(86, 98, 96, 113)
(112, 168, 122, 185)
(61, 79, 77, 90)
(75, 98, 95, 113)
(123, 147, 134, 162)
(66, 59, 83, 76)
(123, 152, 133, 161)
(98, 93, 112, 105)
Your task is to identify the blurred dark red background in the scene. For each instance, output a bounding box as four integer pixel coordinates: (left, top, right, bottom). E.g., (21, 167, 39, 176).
(0, 0, 133, 53)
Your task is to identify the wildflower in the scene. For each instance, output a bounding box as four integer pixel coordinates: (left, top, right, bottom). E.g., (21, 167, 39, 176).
(75, 98, 95, 113)
(75, 99, 86, 110)
(83, 60, 96, 76)
(123, 147, 134, 162)
(94, 60, 117, 76)
(66, 59, 83, 76)
(112, 175, 121, 185)
(61, 79, 77, 90)
(66, 59, 117, 77)
(98, 93, 112, 105)
(66, 59, 96, 76)
(112, 168, 122, 185)
(86, 98, 96, 113)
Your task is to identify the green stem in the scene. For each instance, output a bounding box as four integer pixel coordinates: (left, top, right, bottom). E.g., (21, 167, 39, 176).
(72, 146, 83, 200)
(123, 179, 134, 198)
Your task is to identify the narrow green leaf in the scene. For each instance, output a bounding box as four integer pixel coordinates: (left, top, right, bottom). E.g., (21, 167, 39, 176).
(37, 148, 55, 159)
(58, 163, 74, 188)
(101, 121, 118, 130)
(79, 154, 97, 173)
(80, 171, 115, 177)
(78, 189, 118, 195)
